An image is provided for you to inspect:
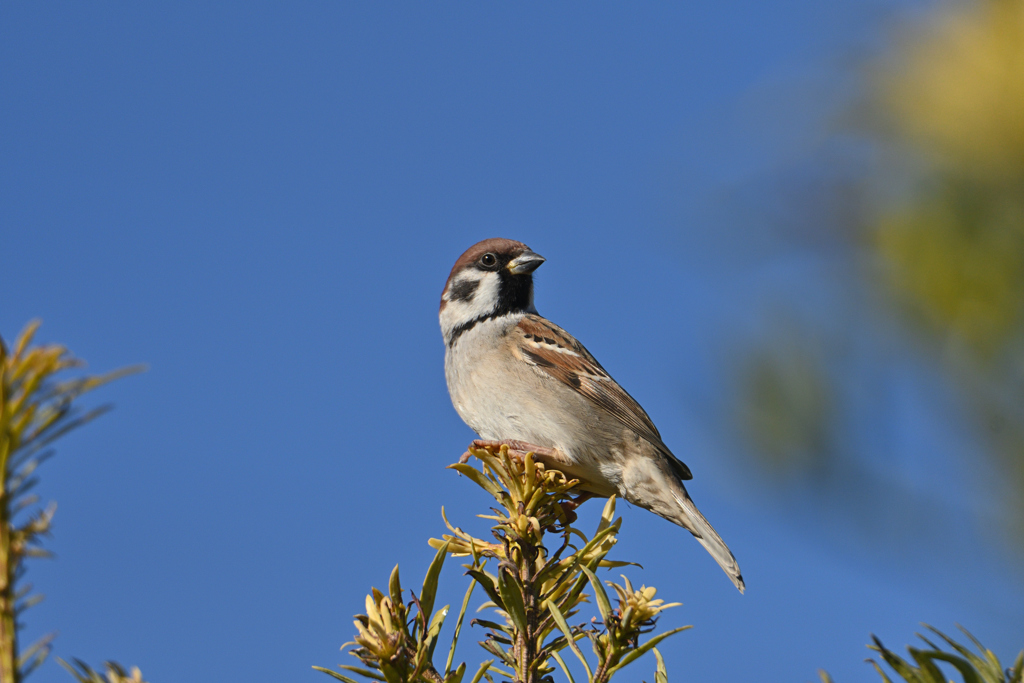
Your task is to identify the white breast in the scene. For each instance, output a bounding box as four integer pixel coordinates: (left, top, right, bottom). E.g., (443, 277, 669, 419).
(444, 314, 622, 477)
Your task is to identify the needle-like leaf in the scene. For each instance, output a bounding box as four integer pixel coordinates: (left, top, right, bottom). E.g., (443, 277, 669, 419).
(653, 647, 667, 683)
(580, 566, 612, 624)
(551, 651, 577, 683)
(605, 627, 692, 678)
(545, 599, 593, 682)
(312, 666, 362, 683)
(496, 568, 528, 636)
(419, 541, 450, 627)
(468, 660, 494, 683)
(445, 569, 479, 677)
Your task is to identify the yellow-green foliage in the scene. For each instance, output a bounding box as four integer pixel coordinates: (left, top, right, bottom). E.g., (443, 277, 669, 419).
(821, 625, 1023, 683)
(58, 660, 148, 683)
(873, 0, 1024, 352)
(733, 0, 1024, 552)
(0, 322, 142, 683)
(317, 444, 688, 683)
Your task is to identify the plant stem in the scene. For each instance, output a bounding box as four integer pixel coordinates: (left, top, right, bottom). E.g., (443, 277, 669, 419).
(515, 536, 540, 683)
(0, 455, 17, 683)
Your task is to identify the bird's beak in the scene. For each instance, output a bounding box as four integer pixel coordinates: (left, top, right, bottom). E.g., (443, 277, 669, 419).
(507, 249, 546, 275)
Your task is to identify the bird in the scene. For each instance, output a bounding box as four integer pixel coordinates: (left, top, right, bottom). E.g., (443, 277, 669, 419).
(439, 238, 744, 592)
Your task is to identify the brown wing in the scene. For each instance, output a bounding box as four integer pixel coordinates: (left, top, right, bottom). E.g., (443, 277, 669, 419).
(514, 315, 692, 480)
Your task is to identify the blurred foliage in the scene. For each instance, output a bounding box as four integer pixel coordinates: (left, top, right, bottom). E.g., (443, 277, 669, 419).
(820, 625, 1023, 683)
(873, 0, 1024, 356)
(874, 184, 1024, 355)
(737, 332, 833, 475)
(732, 0, 1024, 554)
(58, 660, 148, 683)
(870, 0, 1024, 544)
(878, 0, 1024, 184)
(317, 444, 687, 683)
(0, 322, 143, 682)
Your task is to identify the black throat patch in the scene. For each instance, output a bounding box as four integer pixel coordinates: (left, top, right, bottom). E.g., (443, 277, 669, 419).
(445, 266, 535, 347)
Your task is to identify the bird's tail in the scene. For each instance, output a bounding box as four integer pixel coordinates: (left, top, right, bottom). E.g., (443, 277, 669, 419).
(669, 484, 745, 593)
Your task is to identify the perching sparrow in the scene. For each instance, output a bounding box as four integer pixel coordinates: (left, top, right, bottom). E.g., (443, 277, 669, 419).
(439, 238, 744, 592)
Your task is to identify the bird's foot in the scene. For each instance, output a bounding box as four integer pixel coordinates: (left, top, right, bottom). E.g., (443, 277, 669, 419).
(461, 439, 559, 464)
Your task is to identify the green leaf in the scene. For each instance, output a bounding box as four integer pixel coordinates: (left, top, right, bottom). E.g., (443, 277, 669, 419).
(597, 560, 643, 569)
(446, 662, 467, 683)
(473, 619, 514, 635)
(927, 626, 989, 673)
(908, 648, 952, 683)
(578, 523, 619, 562)
(58, 659, 103, 683)
(337, 665, 387, 681)
(981, 647, 1003, 677)
(445, 572, 479, 677)
(18, 631, 54, 678)
(654, 647, 668, 683)
(955, 625, 987, 656)
(389, 564, 402, 608)
(866, 659, 895, 683)
(539, 633, 577, 660)
(486, 664, 517, 681)
(467, 570, 504, 610)
(481, 639, 514, 666)
(425, 604, 450, 661)
(606, 626, 692, 678)
(580, 566, 612, 623)
(378, 661, 406, 683)
(420, 541, 450, 627)
(869, 637, 923, 683)
(312, 666, 362, 683)
(448, 463, 503, 498)
(496, 567, 528, 636)
(1009, 650, 1023, 683)
(550, 651, 577, 683)
(553, 557, 603, 625)
(469, 660, 494, 683)
(921, 651, 983, 683)
(544, 599, 593, 682)
(540, 524, 618, 607)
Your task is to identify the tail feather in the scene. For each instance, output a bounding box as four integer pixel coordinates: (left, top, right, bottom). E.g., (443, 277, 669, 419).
(670, 488, 745, 593)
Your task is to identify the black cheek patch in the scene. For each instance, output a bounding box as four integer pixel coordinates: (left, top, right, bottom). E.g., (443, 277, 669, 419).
(449, 279, 480, 302)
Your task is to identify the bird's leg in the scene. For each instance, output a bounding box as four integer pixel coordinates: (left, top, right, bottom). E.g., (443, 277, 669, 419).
(567, 492, 594, 510)
(459, 439, 508, 464)
(461, 439, 560, 464)
(501, 439, 560, 460)
(554, 492, 595, 526)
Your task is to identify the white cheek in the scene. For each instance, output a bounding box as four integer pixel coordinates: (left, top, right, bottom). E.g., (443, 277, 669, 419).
(440, 272, 501, 338)
(465, 273, 499, 316)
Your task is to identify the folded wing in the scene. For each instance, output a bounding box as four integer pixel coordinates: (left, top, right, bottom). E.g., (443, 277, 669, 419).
(515, 314, 693, 481)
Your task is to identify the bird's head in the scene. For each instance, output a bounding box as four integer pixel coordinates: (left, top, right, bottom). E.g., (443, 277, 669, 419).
(439, 238, 545, 345)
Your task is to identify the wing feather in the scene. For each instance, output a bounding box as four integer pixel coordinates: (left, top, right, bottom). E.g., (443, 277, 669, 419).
(515, 315, 692, 480)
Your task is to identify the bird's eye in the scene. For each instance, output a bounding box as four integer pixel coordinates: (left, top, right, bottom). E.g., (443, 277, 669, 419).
(480, 253, 497, 268)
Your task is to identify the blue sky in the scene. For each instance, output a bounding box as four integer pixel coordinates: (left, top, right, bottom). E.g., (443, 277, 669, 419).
(2, 3, 1021, 683)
